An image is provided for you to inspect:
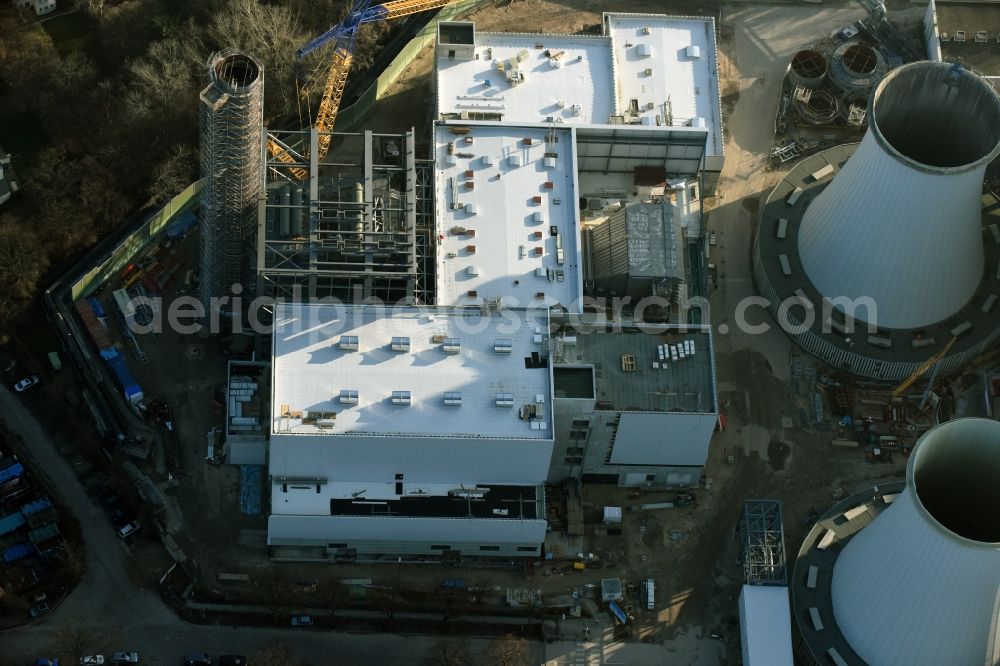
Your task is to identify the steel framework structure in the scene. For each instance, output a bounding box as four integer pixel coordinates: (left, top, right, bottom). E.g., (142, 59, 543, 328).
(259, 128, 433, 305)
(199, 51, 265, 315)
(741, 499, 787, 586)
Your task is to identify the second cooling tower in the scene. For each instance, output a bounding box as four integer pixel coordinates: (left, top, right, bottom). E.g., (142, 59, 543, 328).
(797, 61, 1000, 330)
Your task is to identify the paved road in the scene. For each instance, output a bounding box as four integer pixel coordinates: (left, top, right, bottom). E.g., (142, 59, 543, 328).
(0, 384, 529, 665)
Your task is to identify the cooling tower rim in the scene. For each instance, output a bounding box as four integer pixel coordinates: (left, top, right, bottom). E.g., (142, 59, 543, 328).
(868, 61, 1000, 175)
(752, 143, 1000, 381)
(907, 417, 1000, 548)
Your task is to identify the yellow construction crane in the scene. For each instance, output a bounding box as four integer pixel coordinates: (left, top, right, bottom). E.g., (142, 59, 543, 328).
(891, 336, 957, 398)
(268, 0, 461, 178)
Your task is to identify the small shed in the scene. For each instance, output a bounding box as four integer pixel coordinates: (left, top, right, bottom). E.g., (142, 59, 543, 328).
(601, 578, 624, 602)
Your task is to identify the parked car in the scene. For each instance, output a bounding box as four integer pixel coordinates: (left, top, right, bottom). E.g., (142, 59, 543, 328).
(182, 653, 211, 666)
(111, 653, 139, 664)
(218, 657, 246, 666)
(81, 657, 106, 665)
(35, 659, 59, 666)
(117, 521, 141, 540)
(290, 615, 313, 627)
(14, 375, 40, 392)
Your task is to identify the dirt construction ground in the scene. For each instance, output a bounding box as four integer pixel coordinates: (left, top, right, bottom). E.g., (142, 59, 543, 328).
(107, 2, 934, 665)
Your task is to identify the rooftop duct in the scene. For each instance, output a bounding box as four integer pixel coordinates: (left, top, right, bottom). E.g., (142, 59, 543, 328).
(830, 418, 1000, 666)
(797, 61, 1000, 329)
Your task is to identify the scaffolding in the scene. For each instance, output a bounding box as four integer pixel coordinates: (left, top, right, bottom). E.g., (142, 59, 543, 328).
(199, 51, 265, 315)
(740, 499, 787, 586)
(258, 128, 433, 306)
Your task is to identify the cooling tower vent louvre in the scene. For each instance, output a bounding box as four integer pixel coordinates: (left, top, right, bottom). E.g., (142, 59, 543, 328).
(910, 418, 1000, 543)
(391, 390, 412, 406)
(391, 336, 411, 352)
(871, 61, 1000, 171)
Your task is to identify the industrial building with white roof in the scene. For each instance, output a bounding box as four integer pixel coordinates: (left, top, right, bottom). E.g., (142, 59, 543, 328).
(267, 302, 552, 557)
(435, 123, 583, 309)
(433, 13, 723, 311)
(261, 13, 724, 559)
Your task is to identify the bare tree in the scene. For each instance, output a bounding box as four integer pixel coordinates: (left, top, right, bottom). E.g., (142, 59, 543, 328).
(148, 145, 196, 204)
(54, 616, 118, 661)
(422, 636, 472, 666)
(482, 634, 531, 666)
(0, 215, 49, 334)
(207, 0, 308, 120)
(76, 0, 107, 22)
(251, 641, 308, 666)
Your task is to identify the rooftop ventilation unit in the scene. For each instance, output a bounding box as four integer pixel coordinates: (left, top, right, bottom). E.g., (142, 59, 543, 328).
(339, 335, 359, 351)
(797, 61, 1000, 329)
(339, 390, 359, 405)
(442, 337, 462, 353)
(465, 202, 478, 215)
(508, 155, 521, 167)
(391, 336, 411, 352)
(391, 390, 412, 406)
(444, 391, 463, 406)
(494, 338, 513, 353)
(637, 43, 652, 58)
(495, 392, 514, 407)
(686, 44, 701, 59)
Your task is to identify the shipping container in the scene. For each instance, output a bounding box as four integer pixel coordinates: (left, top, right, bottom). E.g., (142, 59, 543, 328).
(105, 354, 143, 404)
(73, 300, 116, 358)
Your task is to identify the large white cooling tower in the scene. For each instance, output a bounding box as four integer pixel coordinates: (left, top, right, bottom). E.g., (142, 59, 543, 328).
(797, 61, 1000, 330)
(830, 418, 1000, 666)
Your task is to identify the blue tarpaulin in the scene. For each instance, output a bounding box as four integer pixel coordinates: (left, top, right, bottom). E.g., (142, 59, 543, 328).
(0, 463, 24, 484)
(86, 297, 106, 318)
(239, 465, 262, 515)
(20, 496, 52, 516)
(165, 212, 198, 239)
(608, 600, 628, 624)
(0, 512, 26, 536)
(3, 542, 34, 563)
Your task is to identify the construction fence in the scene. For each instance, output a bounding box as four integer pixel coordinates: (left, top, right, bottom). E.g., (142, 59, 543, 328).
(70, 180, 203, 301)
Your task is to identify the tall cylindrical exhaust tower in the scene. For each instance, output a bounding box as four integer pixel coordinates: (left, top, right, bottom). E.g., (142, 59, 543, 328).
(829, 418, 1000, 666)
(797, 61, 1000, 330)
(199, 50, 264, 317)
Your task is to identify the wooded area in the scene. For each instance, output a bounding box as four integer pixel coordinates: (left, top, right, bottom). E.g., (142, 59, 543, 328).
(0, 0, 391, 337)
